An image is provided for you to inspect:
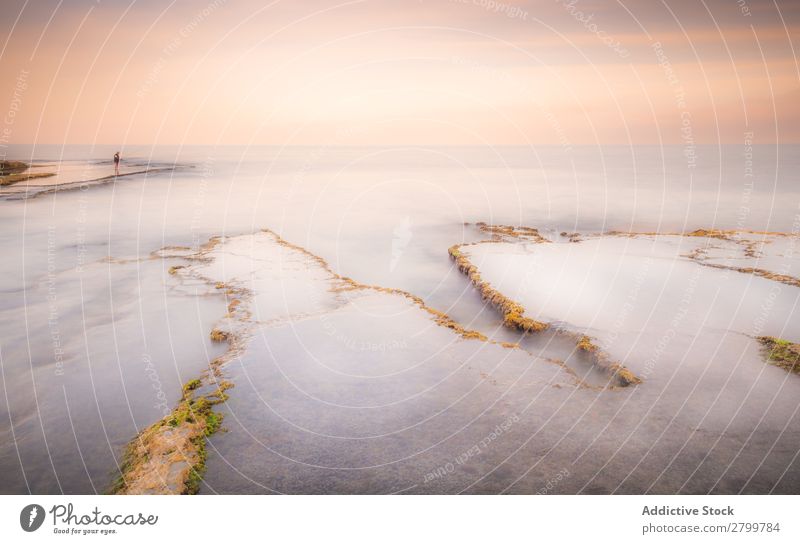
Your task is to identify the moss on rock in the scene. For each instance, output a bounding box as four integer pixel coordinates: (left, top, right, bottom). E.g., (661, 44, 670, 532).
(757, 336, 800, 374)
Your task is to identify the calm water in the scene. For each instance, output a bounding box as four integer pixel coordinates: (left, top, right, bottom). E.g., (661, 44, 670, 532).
(1, 145, 798, 493)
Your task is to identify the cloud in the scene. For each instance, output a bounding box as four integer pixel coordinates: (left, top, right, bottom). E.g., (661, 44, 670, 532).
(0, 0, 797, 144)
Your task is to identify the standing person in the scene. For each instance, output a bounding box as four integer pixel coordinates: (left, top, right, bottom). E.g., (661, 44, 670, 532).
(113, 151, 120, 175)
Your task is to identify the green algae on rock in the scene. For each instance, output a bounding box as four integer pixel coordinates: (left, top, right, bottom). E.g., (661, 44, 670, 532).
(449, 232, 641, 387)
(757, 336, 800, 375)
(110, 377, 232, 495)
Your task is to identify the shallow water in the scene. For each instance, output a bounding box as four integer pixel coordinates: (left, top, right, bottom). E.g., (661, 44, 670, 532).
(0, 257, 227, 493)
(1, 144, 798, 493)
(186, 230, 799, 494)
(465, 235, 800, 340)
(460, 236, 800, 488)
(0, 157, 179, 199)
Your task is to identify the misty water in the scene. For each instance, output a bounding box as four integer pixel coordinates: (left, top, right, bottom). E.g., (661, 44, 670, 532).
(1, 144, 798, 493)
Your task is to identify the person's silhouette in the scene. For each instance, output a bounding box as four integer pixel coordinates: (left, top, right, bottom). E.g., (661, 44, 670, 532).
(113, 151, 120, 175)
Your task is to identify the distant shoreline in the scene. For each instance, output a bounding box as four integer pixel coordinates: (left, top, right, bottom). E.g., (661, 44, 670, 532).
(0, 160, 56, 186)
(0, 164, 182, 200)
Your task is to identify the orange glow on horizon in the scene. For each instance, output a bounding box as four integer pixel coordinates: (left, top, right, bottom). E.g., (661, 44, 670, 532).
(0, 0, 797, 146)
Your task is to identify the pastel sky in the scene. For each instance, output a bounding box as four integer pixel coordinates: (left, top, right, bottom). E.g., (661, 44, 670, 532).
(1, 0, 798, 145)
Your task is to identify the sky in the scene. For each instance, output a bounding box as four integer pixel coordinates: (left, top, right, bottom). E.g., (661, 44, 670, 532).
(0, 0, 798, 145)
